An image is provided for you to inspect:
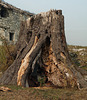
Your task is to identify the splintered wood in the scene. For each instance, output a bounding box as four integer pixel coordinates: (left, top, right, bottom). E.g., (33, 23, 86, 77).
(0, 86, 11, 92)
(42, 43, 77, 87)
(17, 36, 38, 86)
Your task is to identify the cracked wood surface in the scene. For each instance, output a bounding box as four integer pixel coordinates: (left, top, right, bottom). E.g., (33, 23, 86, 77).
(17, 36, 38, 86)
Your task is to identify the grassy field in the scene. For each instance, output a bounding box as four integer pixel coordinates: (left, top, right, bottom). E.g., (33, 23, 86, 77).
(0, 85, 87, 100)
(0, 45, 87, 100)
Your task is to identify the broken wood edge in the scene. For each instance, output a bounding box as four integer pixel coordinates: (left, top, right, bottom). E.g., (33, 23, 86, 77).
(17, 36, 82, 88)
(25, 49, 42, 87)
(0, 86, 12, 92)
(17, 36, 38, 86)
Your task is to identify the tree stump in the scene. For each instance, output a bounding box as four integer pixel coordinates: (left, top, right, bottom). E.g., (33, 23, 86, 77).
(0, 10, 87, 88)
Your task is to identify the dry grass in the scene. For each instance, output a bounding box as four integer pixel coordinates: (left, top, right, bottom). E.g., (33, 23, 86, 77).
(0, 45, 15, 72)
(0, 85, 87, 100)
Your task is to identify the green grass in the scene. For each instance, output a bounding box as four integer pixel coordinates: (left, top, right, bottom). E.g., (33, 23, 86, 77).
(7, 85, 25, 90)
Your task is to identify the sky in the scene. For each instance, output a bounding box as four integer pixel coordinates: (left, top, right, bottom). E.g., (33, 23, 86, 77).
(4, 0, 87, 46)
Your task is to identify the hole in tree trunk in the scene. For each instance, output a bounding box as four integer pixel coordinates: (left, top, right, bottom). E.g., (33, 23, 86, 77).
(25, 37, 51, 87)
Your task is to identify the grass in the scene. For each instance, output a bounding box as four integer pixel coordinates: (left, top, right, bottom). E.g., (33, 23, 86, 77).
(0, 85, 87, 100)
(0, 45, 15, 73)
(0, 36, 16, 73)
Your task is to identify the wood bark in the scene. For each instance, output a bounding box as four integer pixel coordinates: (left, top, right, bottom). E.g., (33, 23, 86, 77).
(0, 10, 87, 88)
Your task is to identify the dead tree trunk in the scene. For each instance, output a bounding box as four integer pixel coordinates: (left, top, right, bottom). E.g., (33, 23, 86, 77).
(0, 10, 87, 88)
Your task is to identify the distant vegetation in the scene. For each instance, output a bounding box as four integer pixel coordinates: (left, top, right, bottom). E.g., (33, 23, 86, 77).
(68, 45, 87, 71)
(0, 36, 15, 74)
(0, 45, 15, 72)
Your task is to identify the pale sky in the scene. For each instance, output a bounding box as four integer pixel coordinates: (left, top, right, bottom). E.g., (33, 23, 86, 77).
(4, 0, 87, 46)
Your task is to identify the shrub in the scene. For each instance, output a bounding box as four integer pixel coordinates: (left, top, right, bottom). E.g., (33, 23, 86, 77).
(0, 35, 15, 72)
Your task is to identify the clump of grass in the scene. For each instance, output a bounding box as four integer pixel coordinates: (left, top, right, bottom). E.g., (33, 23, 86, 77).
(38, 76, 46, 87)
(7, 85, 24, 90)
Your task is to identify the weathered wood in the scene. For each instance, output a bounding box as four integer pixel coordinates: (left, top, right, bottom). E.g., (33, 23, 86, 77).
(17, 36, 39, 86)
(0, 10, 87, 88)
(0, 86, 11, 92)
